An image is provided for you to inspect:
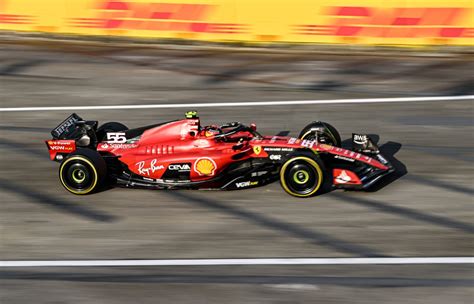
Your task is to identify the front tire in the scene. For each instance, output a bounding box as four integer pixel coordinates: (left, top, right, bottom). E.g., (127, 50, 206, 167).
(59, 149, 107, 195)
(280, 156, 325, 197)
(299, 121, 341, 147)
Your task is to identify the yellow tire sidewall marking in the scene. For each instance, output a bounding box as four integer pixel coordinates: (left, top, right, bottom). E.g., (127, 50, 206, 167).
(280, 156, 323, 197)
(301, 130, 313, 140)
(59, 156, 98, 195)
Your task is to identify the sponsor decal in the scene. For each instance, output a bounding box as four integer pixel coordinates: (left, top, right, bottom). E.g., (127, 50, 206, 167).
(70, 1, 246, 34)
(50, 145, 70, 151)
(301, 139, 316, 148)
(106, 132, 127, 143)
(52, 115, 79, 138)
(251, 171, 268, 177)
(236, 181, 258, 188)
(136, 159, 164, 176)
(376, 154, 389, 165)
(264, 147, 294, 152)
(100, 143, 137, 149)
(332, 148, 373, 163)
(319, 144, 334, 150)
(335, 155, 355, 162)
(264, 147, 280, 151)
(269, 154, 282, 161)
(288, 137, 298, 144)
(333, 169, 362, 185)
(0, 12, 32, 25)
(168, 163, 191, 171)
(47, 140, 75, 152)
(194, 157, 217, 176)
(295, 7, 472, 39)
(253, 146, 262, 155)
(353, 134, 368, 145)
(335, 170, 351, 184)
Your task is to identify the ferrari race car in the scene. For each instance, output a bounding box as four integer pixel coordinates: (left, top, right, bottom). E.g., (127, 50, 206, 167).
(45, 112, 394, 197)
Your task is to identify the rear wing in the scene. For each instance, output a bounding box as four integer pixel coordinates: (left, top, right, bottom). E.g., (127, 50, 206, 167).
(51, 113, 82, 139)
(47, 113, 85, 161)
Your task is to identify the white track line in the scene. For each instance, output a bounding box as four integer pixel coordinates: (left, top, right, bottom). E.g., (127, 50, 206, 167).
(1, 95, 472, 112)
(1, 257, 473, 267)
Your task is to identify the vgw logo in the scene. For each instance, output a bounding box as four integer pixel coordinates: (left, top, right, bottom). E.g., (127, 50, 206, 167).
(236, 181, 258, 188)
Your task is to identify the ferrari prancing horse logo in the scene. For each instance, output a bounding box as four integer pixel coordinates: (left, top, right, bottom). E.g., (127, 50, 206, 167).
(253, 146, 262, 155)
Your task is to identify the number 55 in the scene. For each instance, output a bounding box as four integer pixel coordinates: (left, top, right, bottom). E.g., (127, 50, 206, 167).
(106, 132, 126, 143)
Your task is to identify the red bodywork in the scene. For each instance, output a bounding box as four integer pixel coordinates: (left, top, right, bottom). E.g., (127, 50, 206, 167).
(45, 140, 76, 160)
(88, 119, 388, 182)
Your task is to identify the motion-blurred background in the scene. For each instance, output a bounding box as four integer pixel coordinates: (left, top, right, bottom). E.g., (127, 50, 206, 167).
(0, 1, 473, 303)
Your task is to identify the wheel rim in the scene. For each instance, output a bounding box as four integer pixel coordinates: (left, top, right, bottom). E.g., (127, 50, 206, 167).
(71, 168, 87, 183)
(293, 169, 310, 184)
(280, 157, 323, 197)
(60, 157, 98, 194)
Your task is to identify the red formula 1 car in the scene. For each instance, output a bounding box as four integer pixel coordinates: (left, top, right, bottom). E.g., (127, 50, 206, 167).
(45, 112, 394, 197)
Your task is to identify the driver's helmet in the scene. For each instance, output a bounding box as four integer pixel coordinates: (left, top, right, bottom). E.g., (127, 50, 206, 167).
(185, 110, 200, 128)
(185, 111, 198, 119)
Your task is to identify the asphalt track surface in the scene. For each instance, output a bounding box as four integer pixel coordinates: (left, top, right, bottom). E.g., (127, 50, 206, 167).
(0, 42, 473, 303)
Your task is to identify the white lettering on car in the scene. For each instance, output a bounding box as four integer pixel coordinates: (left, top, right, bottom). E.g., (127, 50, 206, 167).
(51, 146, 67, 151)
(136, 159, 164, 176)
(106, 132, 127, 143)
(335, 155, 355, 162)
(269, 154, 282, 160)
(168, 164, 191, 171)
(353, 134, 368, 145)
(236, 181, 258, 188)
(301, 139, 316, 148)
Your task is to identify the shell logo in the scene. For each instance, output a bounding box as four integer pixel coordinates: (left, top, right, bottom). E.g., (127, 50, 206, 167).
(194, 157, 217, 176)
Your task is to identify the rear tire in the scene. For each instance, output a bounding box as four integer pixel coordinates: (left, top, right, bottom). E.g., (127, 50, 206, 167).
(59, 149, 107, 195)
(299, 121, 341, 147)
(96, 122, 128, 142)
(280, 155, 325, 197)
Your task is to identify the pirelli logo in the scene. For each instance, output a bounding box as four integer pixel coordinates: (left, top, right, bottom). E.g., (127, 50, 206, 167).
(70, 0, 246, 34)
(295, 6, 473, 38)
